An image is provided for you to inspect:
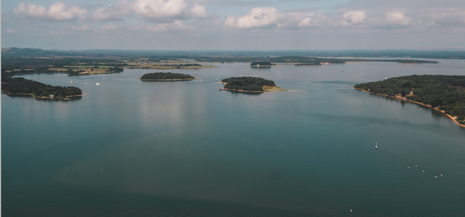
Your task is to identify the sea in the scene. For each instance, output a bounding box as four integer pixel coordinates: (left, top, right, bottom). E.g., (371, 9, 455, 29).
(2, 60, 465, 216)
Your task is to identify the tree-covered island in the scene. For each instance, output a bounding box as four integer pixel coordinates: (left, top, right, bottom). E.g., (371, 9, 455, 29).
(354, 75, 465, 127)
(221, 76, 287, 93)
(1, 77, 82, 100)
(140, 72, 195, 81)
(250, 62, 273, 68)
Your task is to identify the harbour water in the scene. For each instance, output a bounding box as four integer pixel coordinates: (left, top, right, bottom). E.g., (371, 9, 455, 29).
(2, 60, 465, 216)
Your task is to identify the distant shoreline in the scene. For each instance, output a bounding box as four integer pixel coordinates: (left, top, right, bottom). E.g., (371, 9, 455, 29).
(353, 87, 465, 128)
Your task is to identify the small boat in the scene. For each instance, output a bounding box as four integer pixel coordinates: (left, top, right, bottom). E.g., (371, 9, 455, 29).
(375, 142, 378, 149)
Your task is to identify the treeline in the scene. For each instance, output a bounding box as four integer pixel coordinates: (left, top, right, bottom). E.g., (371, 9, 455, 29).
(251, 62, 272, 66)
(140, 72, 194, 80)
(1, 57, 126, 77)
(354, 75, 465, 124)
(222, 77, 276, 92)
(196, 56, 437, 64)
(2, 77, 82, 100)
(2, 58, 73, 70)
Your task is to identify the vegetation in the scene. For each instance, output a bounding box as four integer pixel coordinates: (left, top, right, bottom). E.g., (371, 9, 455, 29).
(221, 77, 277, 92)
(196, 56, 437, 64)
(354, 75, 465, 125)
(140, 72, 195, 81)
(2, 77, 82, 100)
(251, 62, 272, 67)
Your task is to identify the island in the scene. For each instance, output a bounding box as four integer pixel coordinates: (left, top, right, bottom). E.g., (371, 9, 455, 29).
(251, 61, 273, 68)
(221, 76, 287, 93)
(1, 77, 82, 100)
(354, 75, 465, 127)
(140, 72, 195, 81)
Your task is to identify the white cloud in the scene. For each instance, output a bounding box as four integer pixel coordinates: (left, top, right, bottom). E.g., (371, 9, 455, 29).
(14, 2, 87, 21)
(224, 7, 325, 29)
(100, 25, 118, 31)
(343, 11, 367, 24)
(146, 20, 192, 31)
(386, 12, 411, 25)
(224, 7, 280, 29)
(92, 0, 133, 21)
(14, 0, 209, 22)
(133, 0, 188, 19)
(190, 4, 208, 18)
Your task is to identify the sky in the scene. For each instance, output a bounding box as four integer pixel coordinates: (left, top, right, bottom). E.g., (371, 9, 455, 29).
(2, 0, 465, 50)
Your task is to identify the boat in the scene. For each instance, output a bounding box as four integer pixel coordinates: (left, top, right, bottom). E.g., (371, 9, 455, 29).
(375, 142, 378, 149)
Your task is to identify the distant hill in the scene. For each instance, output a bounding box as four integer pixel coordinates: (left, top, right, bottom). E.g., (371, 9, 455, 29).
(2, 48, 465, 59)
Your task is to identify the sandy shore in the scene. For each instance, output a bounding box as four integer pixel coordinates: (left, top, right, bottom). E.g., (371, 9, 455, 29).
(353, 87, 465, 128)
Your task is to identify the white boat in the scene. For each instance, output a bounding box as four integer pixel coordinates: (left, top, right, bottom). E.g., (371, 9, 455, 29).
(96, 83, 100, 85)
(375, 142, 378, 149)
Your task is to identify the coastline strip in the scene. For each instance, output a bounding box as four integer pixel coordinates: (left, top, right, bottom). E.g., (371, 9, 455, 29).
(353, 87, 465, 128)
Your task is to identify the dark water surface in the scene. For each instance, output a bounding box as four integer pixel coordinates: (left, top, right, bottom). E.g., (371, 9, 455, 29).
(2, 60, 465, 216)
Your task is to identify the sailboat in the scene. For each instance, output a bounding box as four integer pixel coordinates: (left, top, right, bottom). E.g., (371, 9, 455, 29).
(375, 142, 378, 149)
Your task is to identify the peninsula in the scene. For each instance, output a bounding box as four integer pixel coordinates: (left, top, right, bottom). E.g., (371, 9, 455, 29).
(221, 77, 287, 93)
(1, 77, 82, 100)
(140, 72, 195, 81)
(354, 75, 465, 127)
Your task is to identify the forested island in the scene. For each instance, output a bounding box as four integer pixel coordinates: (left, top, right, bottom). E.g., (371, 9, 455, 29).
(251, 62, 273, 68)
(1, 77, 82, 100)
(140, 72, 195, 81)
(354, 75, 465, 127)
(221, 77, 287, 93)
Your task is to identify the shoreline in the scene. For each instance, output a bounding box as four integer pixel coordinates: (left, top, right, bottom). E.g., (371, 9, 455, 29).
(2, 91, 83, 100)
(126, 64, 218, 70)
(139, 78, 196, 81)
(353, 87, 465, 128)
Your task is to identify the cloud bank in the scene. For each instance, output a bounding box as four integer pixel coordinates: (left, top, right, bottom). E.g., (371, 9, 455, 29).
(14, 0, 210, 22)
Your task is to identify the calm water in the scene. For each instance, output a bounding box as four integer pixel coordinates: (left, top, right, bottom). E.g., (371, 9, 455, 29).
(2, 60, 465, 217)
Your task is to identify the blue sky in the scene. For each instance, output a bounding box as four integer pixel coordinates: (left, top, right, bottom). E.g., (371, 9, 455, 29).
(2, 0, 465, 50)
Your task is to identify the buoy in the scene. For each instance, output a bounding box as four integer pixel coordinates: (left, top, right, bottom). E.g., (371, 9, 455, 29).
(96, 83, 100, 85)
(440, 174, 443, 176)
(434, 176, 437, 178)
(415, 165, 418, 167)
(70, 81, 73, 83)
(423, 170, 425, 172)
(101, 169, 103, 171)
(350, 209, 352, 213)
(407, 166, 409, 168)
(85, 82, 87, 84)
